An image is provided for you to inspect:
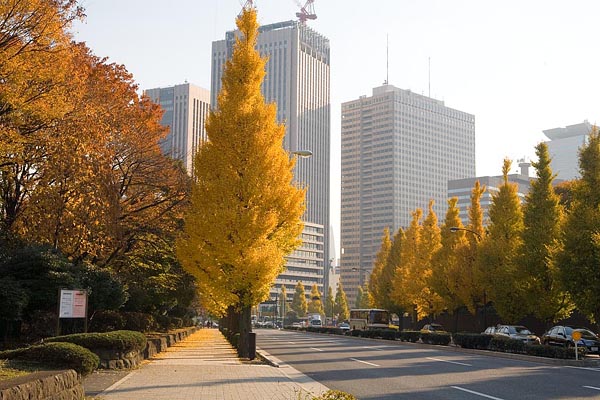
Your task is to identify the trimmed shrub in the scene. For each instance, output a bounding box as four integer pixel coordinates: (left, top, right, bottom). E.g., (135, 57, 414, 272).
(0, 342, 99, 375)
(398, 330, 421, 343)
(525, 344, 581, 359)
(421, 332, 451, 345)
(45, 330, 147, 352)
(122, 312, 156, 332)
(89, 310, 125, 332)
(489, 336, 526, 353)
(452, 333, 493, 349)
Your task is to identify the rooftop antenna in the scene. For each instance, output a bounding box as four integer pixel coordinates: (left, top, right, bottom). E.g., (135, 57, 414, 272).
(294, 0, 317, 24)
(428, 57, 431, 97)
(384, 34, 389, 85)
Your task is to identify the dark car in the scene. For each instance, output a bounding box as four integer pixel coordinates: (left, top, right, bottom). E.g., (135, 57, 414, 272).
(421, 323, 445, 333)
(541, 326, 600, 354)
(495, 325, 540, 345)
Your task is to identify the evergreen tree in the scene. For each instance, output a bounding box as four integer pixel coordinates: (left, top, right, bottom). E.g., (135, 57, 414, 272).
(291, 281, 308, 317)
(307, 284, 324, 315)
(557, 127, 600, 322)
(478, 159, 526, 323)
(521, 143, 572, 323)
(176, 7, 305, 357)
(334, 283, 350, 321)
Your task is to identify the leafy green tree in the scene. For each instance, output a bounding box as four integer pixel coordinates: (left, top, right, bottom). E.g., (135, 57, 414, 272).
(307, 284, 324, 315)
(557, 127, 600, 322)
(334, 283, 350, 321)
(520, 143, 572, 324)
(291, 281, 308, 317)
(478, 159, 526, 323)
(355, 285, 372, 308)
(176, 7, 305, 357)
(324, 286, 335, 320)
(369, 228, 392, 308)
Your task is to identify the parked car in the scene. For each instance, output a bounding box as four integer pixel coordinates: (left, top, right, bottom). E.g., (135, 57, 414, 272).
(291, 322, 302, 328)
(482, 326, 497, 335)
(421, 323, 445, 333)
(541, 326, 600, 354)
(338, 322, 351, 331)
(495, 325, 540, 345)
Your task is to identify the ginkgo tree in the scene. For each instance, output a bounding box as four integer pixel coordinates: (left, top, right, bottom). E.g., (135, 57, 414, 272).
(177, 6, 305, 358)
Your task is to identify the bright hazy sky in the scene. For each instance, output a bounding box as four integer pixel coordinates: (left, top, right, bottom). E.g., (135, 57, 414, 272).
(74, 0, 600, 249)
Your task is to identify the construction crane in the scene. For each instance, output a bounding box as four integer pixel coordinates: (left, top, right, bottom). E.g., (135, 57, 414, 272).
(294, 0, 317, 24)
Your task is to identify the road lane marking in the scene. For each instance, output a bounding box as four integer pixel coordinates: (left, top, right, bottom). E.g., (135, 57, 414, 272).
(363, 346, 385, 351)
(584, 386, 600, 391)
(427, 357, 472, 366)
(565, 366, 600, 372)
(451, 386, 505, 400)
(288, 341, 296, 344)
(310, 347, 324, 352)
(350, 357, 380, 367)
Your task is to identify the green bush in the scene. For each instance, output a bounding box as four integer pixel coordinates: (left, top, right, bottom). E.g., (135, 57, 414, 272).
(313, 389, 357, 400)
(45, 330, 147, 352)
(525, 344, 581, 359)
(398, 330, 421, 342)
(0, 342, 99, 376)
(452, 333, 493, 349)
(89, 310, 125, 332)
(231, 333, 240, 348)
(421, 332, 452, 345)
(489, 336, 526, 353)
(122, 312, 156, 332)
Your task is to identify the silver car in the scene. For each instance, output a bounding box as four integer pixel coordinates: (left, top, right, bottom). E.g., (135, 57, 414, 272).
(496, 325, 540, 345)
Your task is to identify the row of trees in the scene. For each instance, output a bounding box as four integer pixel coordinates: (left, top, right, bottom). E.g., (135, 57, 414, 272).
(1, 0, 197, 335)
(368, 138, 600, 328)
(287, 282, 351, 322)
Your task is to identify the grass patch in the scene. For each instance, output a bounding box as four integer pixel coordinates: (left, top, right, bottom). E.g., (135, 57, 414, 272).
(0, 359, 43, 381)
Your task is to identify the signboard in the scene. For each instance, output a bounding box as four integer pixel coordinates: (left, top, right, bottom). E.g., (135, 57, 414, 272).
(59, 289, 87, 318)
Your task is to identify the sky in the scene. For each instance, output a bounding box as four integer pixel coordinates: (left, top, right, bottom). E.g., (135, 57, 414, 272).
(73, 0, 600, 250)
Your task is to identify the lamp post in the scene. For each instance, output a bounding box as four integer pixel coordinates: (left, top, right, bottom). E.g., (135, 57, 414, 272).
(449, 226, 486, 330)
(291, 150, 313, 158)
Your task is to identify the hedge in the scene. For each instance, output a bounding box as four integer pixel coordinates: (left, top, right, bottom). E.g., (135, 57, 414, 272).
(0, 342, 99, 375)
(452, 333, 493, 349)
(421, 332, 452, 345)
(398, 330, 421, 343)
(44, 330, 147, 352)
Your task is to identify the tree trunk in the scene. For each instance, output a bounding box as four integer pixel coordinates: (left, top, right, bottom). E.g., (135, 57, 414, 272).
(237, 305, 253, 359)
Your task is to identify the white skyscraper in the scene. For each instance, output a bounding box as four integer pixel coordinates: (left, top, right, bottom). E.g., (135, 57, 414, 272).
(543, 121, 594, 181)
(144, 83, 210, 175)
(211, 20, 331, 304)
(340, 84, 476, 304)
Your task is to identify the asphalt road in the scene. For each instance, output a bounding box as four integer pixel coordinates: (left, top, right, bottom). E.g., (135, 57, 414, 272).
(256, 329, 600, 400)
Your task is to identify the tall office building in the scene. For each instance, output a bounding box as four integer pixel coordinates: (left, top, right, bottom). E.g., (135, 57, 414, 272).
(212, 20, 331, 302)
(144, 83, 210, 175)
(340, 84, 475, 304)
(543, 121, 594, 181)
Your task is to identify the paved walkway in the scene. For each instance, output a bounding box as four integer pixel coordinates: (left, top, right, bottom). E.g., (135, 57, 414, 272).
(85, 329, 329, 399)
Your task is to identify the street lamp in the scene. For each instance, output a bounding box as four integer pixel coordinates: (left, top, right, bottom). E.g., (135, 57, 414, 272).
(291, 150, 313, 158)
(449, 226, 487, 330)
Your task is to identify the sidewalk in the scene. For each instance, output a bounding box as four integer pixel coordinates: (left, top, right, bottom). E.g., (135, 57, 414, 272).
(84, 329, 329, 399)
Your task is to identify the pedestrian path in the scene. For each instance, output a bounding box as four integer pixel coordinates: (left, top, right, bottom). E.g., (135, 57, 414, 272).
(88, 328, 329, 399)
